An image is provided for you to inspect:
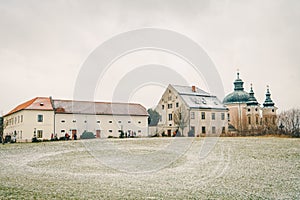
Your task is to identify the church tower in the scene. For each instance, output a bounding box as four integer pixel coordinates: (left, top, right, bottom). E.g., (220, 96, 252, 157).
(223, 71, 250, 133)
(246, 84, 261, 133)
(262, 86, 277, 132)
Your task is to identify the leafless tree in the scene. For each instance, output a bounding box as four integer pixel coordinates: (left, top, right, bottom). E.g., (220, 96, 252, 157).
(278, 108, 300, 137)
(173, 106, 189, 136)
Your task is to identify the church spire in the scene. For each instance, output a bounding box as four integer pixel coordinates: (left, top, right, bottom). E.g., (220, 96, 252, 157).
(234, 70, 244, 91)
(247, 84, 259, 106)
(263, 85, 275, 107)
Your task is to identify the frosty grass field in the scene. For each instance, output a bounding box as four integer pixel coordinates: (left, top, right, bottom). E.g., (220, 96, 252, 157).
(0, 137, 299, 199)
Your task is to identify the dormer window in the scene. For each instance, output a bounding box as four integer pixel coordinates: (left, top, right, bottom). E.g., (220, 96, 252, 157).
(40, 103, 44, 106)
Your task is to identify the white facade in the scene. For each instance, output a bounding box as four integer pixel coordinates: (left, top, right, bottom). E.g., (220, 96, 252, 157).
(54, 113, 148, 138)
(155, 85, 228, 136)
(4, 110, 54, 142)
(3, 97, 148, 142)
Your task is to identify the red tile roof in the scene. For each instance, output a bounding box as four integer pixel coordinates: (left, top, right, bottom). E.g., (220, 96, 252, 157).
(4, 97, 53, 116)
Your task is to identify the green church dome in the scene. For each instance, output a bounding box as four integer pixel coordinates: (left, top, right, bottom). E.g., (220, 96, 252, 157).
(223, 72, 250, 105)
(223, 90, 250, 104)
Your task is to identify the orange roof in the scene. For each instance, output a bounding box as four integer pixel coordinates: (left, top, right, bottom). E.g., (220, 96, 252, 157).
(5, 97, 53, 116)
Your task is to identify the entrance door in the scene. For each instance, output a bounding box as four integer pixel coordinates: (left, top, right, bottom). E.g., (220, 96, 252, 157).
(72, 130, 77, 140)
(96, 130, 101, 138)
(167, 129, 172, 137)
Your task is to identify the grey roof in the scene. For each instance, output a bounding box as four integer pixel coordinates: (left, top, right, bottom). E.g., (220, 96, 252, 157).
(53, 100, 148, 116)
(170, 85, 227, 110)
(171, 85, 210, 96)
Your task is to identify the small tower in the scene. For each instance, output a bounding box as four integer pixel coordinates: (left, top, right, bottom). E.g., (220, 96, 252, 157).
(246, 84, 261, 133)
(262, 85, 277, 132)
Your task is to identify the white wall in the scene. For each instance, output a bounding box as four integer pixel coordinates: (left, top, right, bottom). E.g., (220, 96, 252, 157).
(190, 109, 228, 136)
(4, 110, 54, 141)
(54, 113, 148, 138)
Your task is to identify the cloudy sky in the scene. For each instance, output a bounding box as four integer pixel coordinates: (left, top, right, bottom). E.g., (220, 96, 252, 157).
(0, 0, 299, 114)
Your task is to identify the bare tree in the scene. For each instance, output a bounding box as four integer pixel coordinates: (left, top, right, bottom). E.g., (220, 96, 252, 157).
(173, 106, 189, 136)
(278, 108, 300, 137)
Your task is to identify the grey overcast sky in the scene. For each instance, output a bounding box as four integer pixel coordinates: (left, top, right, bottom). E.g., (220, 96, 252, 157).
(0, 0, 299, 114)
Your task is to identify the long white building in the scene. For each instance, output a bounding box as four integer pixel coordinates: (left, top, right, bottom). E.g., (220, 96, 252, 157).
(3, 97, 148, 142)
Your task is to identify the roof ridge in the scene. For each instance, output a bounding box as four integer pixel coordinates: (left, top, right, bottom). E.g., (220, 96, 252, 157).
(53, 99, 143, 106)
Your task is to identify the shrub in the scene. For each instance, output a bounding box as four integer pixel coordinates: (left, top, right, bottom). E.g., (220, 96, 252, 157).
(119, 130, 125, 138)
(80, 131, 95, 139)
(32, 137, 41, 143)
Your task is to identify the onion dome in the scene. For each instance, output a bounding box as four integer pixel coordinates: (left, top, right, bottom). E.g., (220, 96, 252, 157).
(246, 84, 259, 106)
(223, 71, 250, 104)
(263, 85, 275, 107)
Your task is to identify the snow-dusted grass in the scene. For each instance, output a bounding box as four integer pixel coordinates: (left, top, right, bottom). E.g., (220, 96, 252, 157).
(0, 137, 299, 199)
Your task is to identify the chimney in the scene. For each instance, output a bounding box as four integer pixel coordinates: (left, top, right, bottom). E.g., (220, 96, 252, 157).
(192, 85, 196, 92)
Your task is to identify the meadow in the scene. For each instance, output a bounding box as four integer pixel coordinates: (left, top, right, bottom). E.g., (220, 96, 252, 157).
(0, 137, 299, 199)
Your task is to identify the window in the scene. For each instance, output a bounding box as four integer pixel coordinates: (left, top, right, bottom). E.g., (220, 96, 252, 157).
(97, 120, 100, 123)
(202, 126, 206, 134)
(61, 120, 65, 123)
(248, 116, 251, 124)
(222, 127, 225, 134)
(109, 130, 113, 133)
(168, 113, 172, 121)
(168, 104, 172, 109)
(176, 102, 179, 107)
(128, 121, 131, 123)
(248, 108, 251, 112)
(228, 113, 230, 122)
(37, 130, 43, 138)
(168, 96, 172, 101)
(84, 120, 87, 123)
(138, 121, 141, 124)
(61, 130, 65, 133)
(265, 118, 268, 123)
(212, 113, 215, 120)
(272, 109, 275, 112)
(273, 117, 276, 124)
(21, 115, 23, 123)
(201, 112, 205, 120)
(221, 113, 225, 120)
(109, 121, 112, 123)
(256, 116, 259, 124)
(18, 116, 20, 123)
(212, 126, 216, 134)
(73, 119, 76, 123)
(37, 114, 43, 122)
(169, 124, 172, 126)
(255, 108, 258, 111)
(162, 105, 164, 110)
(191, 112, 195, 119)
(138, 130, 141, 133)
(118, 121, 122, 123)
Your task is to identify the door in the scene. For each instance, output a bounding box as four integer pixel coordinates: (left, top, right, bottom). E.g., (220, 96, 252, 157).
(96, 130, 101, 138)
(167, 129, 172, 137)
(72, 130, 77, 140)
